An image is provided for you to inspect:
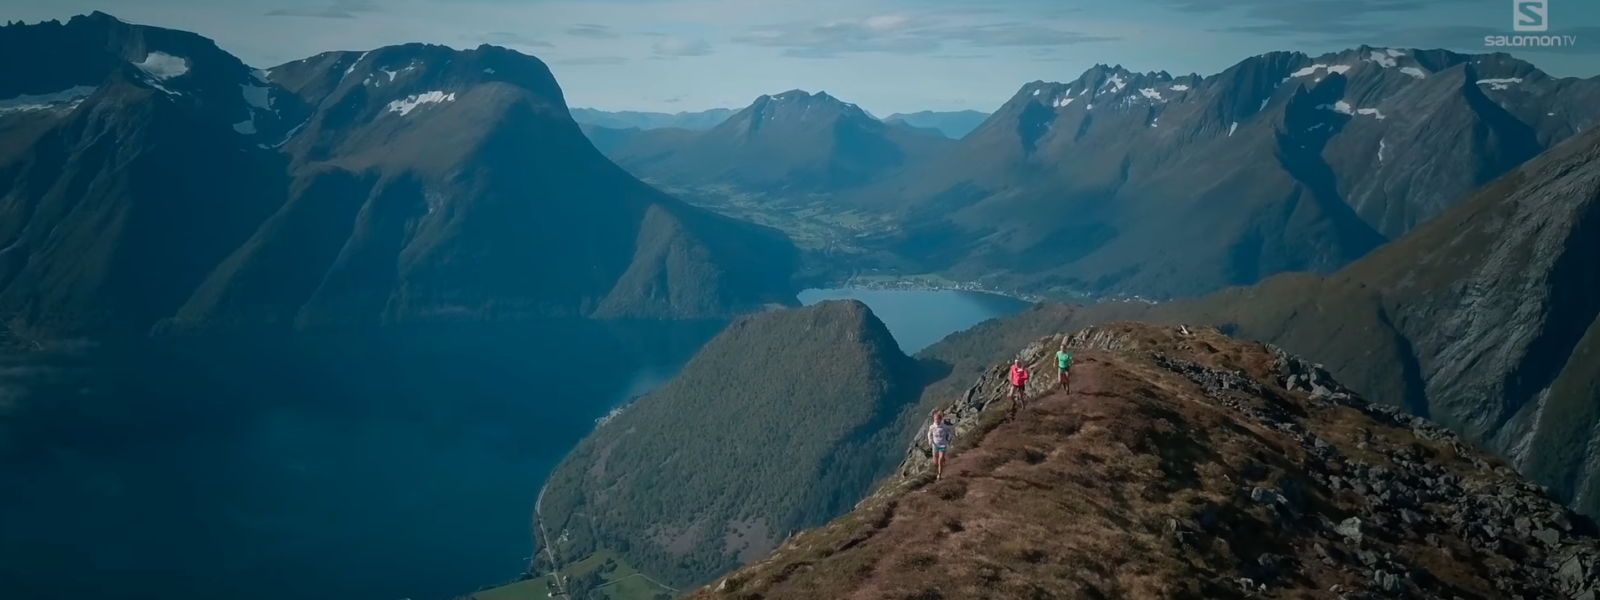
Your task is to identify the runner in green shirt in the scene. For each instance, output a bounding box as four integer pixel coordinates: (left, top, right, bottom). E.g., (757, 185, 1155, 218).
(1056, 342, 1073, 392)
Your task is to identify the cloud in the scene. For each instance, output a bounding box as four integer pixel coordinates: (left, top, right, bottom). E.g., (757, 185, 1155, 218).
(733, 13, 1116, 58)
(1161, 0, 1449, 36)
(653, 37, 714, 57)
(567, 24, 620, 39)
(264, 0, 376, 19)
(264, 7, 356, 18)
(554, 56, 630, 65)
(472, 31, 556, 49)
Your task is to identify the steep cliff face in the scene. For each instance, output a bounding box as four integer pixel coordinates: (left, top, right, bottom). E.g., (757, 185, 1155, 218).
(689, 324, 1600, 600)
(537, 301, 928, 587)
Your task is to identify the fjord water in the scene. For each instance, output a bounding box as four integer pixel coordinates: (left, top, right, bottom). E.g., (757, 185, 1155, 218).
(0, 321, 723, 600)
(0, 292, 1024, 600)
(798, 289, 1033, 354)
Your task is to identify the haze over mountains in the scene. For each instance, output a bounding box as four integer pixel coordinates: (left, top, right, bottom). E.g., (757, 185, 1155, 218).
(583, 47, 1600, 301)
(0, 12, 798, 340)
(605, 90, 956, 195)
(569, 107, 736, 131)
(882, 109, 991, 139)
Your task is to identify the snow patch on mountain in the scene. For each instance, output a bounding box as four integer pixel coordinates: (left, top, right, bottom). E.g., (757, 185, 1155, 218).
(1379, 139, 1387, 162)
(1229, 121, 1238, 137)
(135, 52, 189, 80)
(241, 84, 272, 111)
(0, 85, 97, 114)
(1320, 100, 1355, 115)
(1478, 78, 1522, 90)
(1170, 84, 1190, 91)
(1054, 96, 1074, 108)
(1368, 51, 1398, 68)
(1033, 89, 1042, 96)
(250, 69, 271, 84)
(1400, 67, 1428, 79)
(232, 119, 257, 135)
(346, 51, 369, 75)
(1140, 88, 1163, 100)
(386, 91, 456, 116)
(1386, 48, 1406, 57)
(1105, 74, 1126, 93)
(1357, 108, 1387, 119)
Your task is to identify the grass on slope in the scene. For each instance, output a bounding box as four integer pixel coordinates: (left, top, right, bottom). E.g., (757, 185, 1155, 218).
(537, 301, 926, 587)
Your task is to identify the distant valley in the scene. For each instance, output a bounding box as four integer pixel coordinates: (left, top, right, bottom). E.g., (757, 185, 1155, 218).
(585, 49, 1600, 303)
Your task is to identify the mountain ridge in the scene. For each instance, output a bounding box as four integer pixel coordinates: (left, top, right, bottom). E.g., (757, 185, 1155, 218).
(851, 46, 1600, 300)
(687, 323, 1600, 600)
(0, 13, 800, 340)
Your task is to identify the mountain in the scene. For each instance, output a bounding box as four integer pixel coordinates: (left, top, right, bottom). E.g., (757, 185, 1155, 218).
(1042, 122, 1600, 517)
(604, 90, 956, 195)
(569, 107, 735, 131)
(0, 13, 800, 338)
(898, 125, 1600, 519)
(537, 300, 930, 587)
(882, 109, 991, 139)
(860, 47, 1600, 300)
(688, 323, 1600, 600)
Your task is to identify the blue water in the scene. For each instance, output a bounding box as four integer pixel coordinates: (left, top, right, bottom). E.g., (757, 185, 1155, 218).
(0, 321, 722, 600)
(798, 288, 1033, 354)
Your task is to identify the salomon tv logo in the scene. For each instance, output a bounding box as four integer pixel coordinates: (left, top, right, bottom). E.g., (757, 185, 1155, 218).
(1514, 0, 1547, 32)
(1486, 0, 1577, 48)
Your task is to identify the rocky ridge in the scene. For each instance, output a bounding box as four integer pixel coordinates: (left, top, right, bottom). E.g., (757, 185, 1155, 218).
(694, 323, 1600, 600)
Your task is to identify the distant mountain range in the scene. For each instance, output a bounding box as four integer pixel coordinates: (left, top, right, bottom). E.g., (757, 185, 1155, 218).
(602, 90, 955, 194)
(882, 109, 991, 139)
(569, 107, 736, 131)
(844, 48, 1600, 300)
(0, 13, 799, 339)
(574, 49, 1600, 301)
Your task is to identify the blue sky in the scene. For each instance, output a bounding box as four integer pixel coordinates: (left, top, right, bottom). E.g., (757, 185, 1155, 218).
(7, 0, 1599, 114)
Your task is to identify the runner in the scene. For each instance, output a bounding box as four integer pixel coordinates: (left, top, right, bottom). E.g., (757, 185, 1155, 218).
(1008, 359, 1030, 419)
(927, 411, 954, 480)
(1056, 342, 1074, 392)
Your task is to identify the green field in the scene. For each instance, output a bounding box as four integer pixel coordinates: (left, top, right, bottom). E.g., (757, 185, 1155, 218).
(470, 551, 676, 600)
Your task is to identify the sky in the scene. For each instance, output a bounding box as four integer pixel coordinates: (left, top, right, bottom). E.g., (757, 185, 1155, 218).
(6, 0, 1599, 114)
